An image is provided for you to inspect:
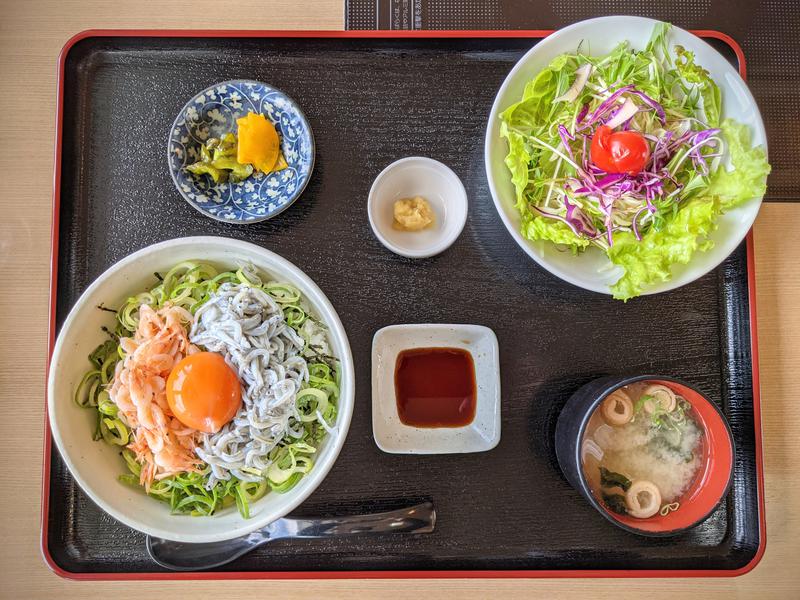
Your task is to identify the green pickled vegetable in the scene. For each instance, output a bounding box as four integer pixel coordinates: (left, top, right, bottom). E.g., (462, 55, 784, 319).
(211, 156, 254, 182)
(185, 133, 255, 184)
(186, 161, 226, 183)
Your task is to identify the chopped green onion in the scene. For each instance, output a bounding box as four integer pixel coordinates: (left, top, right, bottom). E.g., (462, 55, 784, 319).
(264, 282, 301, 303)
(74, 370, 101, 408)
(100, 417, 128, 445)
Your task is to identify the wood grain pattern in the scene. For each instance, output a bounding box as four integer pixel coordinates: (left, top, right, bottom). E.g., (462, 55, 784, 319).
(0, 1, 798, 598)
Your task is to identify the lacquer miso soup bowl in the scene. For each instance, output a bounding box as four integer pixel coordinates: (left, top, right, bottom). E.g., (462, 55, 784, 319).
(554, 375, 734, 537)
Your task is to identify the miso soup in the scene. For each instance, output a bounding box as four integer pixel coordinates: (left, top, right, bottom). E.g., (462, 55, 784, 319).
(581, 382, 704, 519)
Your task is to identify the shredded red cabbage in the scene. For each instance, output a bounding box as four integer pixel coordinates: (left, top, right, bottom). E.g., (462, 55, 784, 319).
(576, 103, 590, 124)
(532, 82, 725, 248)
(557, 124, 576, 161)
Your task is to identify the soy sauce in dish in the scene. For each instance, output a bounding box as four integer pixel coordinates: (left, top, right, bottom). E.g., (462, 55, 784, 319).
(394, 347, 476, 427)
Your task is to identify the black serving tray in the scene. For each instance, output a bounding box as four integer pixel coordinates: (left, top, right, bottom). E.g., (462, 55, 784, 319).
(44, 31, 764, 579)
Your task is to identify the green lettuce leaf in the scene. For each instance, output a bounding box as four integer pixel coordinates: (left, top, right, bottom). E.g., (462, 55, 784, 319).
(708, 119, 770, 209)
(501, 129, 532, 206)
(609, 119, 768, 301)
(500, 65, 559, 133)
(608, 197, 721, 301)
(522, 214, 590, 252)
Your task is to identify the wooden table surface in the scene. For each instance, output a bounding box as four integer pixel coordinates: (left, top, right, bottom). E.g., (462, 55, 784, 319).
(1, 1, 798, 597)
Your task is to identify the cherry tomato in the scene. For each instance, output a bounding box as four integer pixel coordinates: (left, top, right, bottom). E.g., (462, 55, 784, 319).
(590, 125, 651, 175)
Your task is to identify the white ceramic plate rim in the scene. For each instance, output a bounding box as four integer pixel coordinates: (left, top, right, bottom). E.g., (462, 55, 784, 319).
(484, 16, 768, 296)
(47, 236, 354, 542)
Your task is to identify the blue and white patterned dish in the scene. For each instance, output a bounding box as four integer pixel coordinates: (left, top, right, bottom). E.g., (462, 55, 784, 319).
(168, 80, 314, 223)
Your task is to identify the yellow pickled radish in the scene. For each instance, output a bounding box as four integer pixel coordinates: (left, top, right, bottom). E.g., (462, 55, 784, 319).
(236, 112, 280, 173)
(272, 151, 289, 172)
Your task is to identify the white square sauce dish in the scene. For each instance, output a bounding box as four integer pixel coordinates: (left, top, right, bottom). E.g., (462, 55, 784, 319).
(372, 324, 501, 454)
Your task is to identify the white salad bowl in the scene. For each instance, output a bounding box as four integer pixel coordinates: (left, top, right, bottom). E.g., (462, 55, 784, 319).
(485, 16, 767, 296)
(47, 237, 355, 543)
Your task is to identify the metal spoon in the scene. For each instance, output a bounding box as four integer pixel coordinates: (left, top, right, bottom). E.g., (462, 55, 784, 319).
(146, 501, 436, 571)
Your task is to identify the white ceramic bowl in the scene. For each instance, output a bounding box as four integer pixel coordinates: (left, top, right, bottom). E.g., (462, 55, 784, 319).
(368, 157, 468, 258)
(371, 324, 501, 454)
(485, 16, 767, 296)
(47, 237, 355, 543)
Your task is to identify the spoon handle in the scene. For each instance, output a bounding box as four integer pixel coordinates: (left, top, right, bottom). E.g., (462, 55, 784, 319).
(277, 501, 436, 538)
(146, 502, 435, 571)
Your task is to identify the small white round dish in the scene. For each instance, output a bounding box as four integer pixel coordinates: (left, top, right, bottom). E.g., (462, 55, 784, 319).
(371, 324, 501, 454)
(47, 237, 355, 543)
(368, 157, 468, 258)
(484, 16, 767, 296)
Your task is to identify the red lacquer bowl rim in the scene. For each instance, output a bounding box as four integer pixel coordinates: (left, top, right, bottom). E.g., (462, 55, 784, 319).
(579, 375, 735, 537)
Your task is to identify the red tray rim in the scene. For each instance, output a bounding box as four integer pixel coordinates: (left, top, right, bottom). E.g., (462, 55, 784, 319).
(42, 28, 765, 581)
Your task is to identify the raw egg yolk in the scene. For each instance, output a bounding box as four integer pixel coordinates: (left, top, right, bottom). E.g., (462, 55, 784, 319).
(166, 352, 242, 434)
